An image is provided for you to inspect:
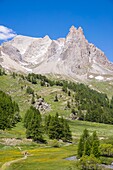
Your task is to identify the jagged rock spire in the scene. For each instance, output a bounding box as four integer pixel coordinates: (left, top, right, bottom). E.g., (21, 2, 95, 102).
(69, 25, 77, 33)
(0, 26, 113, 81)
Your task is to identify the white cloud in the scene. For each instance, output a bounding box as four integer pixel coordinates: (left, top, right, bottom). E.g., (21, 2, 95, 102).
(0, 25, 17, 40)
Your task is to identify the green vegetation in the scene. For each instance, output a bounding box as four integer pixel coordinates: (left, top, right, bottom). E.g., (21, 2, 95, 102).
(24, 108, 72, 142)
(77, 129, 100, 158)
(79, 154, 101, 170)
(24, 106, 44, 142)
(45, 113, 72, 142)
(77, 128, 113, 169)
(77, 130, 109, 170)
(0, 145, 77, 170)
(24, 73, 113, 125)
(0, 73, 113, 170)
(0, 68, 6, 76)
(0, 90, 21, 130)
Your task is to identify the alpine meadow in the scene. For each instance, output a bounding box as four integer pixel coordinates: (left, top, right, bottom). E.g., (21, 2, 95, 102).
(0, 3, 113, 168)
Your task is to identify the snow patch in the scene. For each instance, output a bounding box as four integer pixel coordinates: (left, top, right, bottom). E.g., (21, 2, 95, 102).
(23, 67, 32, 72)
(95, 76, 104, 80)
(106, 77, 113, 81)
(58, 58, 61, 62)
(89, 75, 94, 78)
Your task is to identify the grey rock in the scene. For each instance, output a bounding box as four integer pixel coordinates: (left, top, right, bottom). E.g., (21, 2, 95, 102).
(0, 26, 113, 81)
(2, 42, 22, 62)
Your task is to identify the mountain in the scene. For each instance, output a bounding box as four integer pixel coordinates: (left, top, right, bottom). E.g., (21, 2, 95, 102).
(0, 26, 113, 81)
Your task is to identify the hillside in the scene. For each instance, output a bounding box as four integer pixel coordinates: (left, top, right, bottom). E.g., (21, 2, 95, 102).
(1, 73, 113, 169)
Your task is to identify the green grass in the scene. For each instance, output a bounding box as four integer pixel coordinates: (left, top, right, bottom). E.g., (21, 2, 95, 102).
(4, 145, 78, 170)
(1, 74, 113, 170)
(0, 75, 72, 118)
(69, 120, 113, 139)
(0, 74, 73, 139)
(0, 146, 22, 168)
(90, 80, 113, 99)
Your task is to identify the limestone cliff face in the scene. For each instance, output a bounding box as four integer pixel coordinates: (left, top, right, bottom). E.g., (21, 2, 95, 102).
(0, 26, 113, 81)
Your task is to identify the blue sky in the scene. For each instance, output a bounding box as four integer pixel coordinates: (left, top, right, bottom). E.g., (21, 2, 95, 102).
(0, 0, 113, 62)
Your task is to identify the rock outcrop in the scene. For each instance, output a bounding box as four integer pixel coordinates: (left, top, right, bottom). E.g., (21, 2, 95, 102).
(0, 26, 113, 81)
(34, 98, 51, 113)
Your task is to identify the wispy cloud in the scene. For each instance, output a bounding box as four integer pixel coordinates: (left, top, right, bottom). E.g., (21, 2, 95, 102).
(0, 25, 16, 40)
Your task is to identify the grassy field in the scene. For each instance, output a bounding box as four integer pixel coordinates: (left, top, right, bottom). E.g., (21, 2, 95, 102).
(0, 145, 22, 168)
(0, 119, 113, 170)
(89, 79, 113, 99)
(3, 145, 77, 170)
(0, 74, 113, 170)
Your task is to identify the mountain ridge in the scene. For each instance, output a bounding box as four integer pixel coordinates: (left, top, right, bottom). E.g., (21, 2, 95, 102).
(0, 25, 113, 82)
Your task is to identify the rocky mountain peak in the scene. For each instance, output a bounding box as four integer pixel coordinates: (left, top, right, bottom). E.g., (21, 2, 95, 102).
(43, 35, 51, 41)
(66, 26, 86, 43)
(0, 26, 113, 82)
(69, 25, 77, 33)
(78, 27, 84, 34)
(69, 25, 83, 35)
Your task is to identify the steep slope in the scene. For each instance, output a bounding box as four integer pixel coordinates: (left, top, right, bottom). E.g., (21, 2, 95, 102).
(0, 26, 113, 81)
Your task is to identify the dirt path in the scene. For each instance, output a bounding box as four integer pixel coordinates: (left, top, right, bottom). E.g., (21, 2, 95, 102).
(0, 154, 27, 170)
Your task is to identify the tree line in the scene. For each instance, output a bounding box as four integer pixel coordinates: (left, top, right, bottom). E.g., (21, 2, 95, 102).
(15, 73, 113, 125)
(77, 129, 100, 170)
(0, 68, 6, 76)
(24, 106, 72, 143)
(77, 129, 113, 169)
(27, 73, 113, 124)
(0, 90, 21, 130)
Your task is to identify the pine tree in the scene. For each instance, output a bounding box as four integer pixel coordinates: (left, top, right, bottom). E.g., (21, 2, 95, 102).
(62, 119, 72, 142)
(24, 106, 34, 128)
(0, 90, 21, 130)
(67, 101, 71, 108)
(84, 138, 91, 156)
(91, 131, 100, 157)
(78, 129, 100, 159)
(68, 91, 71, 96)
(53, 113, 61, 139)
(48, 113, 72, 142)
(110, 96, 113, 109)
(45, 114, 51, 133)
(82, 129, 89, 140)
(77, 129, 89, 158)
(31, 76, 37, 84)
(26, 106, 44, 142)
(31, 95, 35, 104)
(62, 84, 67, 93)
(0, 69, 2, 76)
(48, 116, 56, 139)
(54, 94, 58, 102)
(12, 72, 16, 79)
(78, 137, 84, 158)
(26, 86, 34, 95)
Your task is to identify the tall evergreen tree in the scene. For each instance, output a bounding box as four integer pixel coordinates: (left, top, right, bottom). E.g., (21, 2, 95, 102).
(78, 129, 90, 158)
(0, 90, 21, 130)
(26, 106, 44, 142)
(31, 95, 35, 104)
(84, 138, 91, 156)
(45, 114, 51, 133)
(62, 119, 72, 142)
(54, 94, 58, 102)
(78, 129, 100, 158)
(47, 113, 72, 142)
(24, 106, 34, 128)
(48, 116, 56, 139)
(91, 131, 100, 157)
